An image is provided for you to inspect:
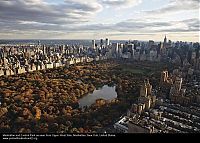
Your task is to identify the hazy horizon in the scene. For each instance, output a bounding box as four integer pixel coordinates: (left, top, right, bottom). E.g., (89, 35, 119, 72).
(0, 38, 197, 43)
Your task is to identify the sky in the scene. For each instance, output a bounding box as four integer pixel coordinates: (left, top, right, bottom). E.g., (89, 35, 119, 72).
(0, 0, 199, 42)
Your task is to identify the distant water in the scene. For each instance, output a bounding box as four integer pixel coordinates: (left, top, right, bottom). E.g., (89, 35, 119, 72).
(78, 85, 117, 108)
(0, 39, 127, 46)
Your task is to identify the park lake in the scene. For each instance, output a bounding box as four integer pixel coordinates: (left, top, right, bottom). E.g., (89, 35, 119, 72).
(78, 85, 117, 108)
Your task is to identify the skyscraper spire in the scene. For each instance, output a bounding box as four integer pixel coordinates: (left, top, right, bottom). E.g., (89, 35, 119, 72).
(164, 35, 167, 44)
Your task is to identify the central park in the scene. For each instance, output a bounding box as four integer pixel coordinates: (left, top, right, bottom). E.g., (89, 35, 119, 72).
(0, 60, 169, 133)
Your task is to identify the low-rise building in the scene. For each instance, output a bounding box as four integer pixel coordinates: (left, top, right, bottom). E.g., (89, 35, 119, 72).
(113, 116, 129, 133)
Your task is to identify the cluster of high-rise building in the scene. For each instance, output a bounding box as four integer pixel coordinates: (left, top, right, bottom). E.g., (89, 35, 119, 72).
(105, 36, 200, 69)
(130, 79, 156, 115)
(0, 40, 110, 76)
(114, 68, 200, 133)
(114, 80, 159, 133)
(107, 36, 169, 61)
(113, 48, 200, 133)
(160, 68, 200, 106)
(0, 36, 199, 77)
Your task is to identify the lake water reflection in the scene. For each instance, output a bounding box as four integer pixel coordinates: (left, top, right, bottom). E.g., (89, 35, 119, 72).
(78, 85, 117, 108)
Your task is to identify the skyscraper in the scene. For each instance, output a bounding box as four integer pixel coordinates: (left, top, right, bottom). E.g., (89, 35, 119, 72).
(100, 39, 104, 49)
(38, 40, 41, 46)
(148, 40, 154, 49)
(164, 35, 167, 44)
(162, 35, 168, 55)
(105, 38, 109, 47)
(92, 40, 96, 49)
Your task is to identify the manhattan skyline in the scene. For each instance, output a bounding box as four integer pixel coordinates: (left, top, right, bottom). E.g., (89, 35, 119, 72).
(0, 0, 199, 42)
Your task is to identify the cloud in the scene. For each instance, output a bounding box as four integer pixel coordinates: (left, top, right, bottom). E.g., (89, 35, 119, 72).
(144, 0, 199, 14)
(0, 14, 199, 37)
(0, 0, 142, 33)
(155, 18, 200, 33)
(0, 0, 198, 41)
(99, 0, 142, 8)
(0, 0, 106, 39)
(0, 0, 102, 25)
(107, 33, 156, 36)
(1, 0, 145, 32)
(69, 18, 200, 34)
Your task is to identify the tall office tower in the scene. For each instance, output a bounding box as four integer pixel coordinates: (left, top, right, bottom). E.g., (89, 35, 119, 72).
(127, 44, 134, 57)
(0, 47, 3, 59)
(38, 40, 41, 46)
(157, 42, 163, 55)
(145, 79, 152, 96)
(160, 70, 169, 84)
(100, 39, 104, 48)
(194, 42, 200, 59)
(163, 35, 168, 49)
(42, 45, 46, 55)
(161, 35, 167, 55)
(8, 47, 14, 56)
(169, 77, 183, 99)
(3, 47, 8, 58)
(140, 82, 148, 97)
(115, 43, 119, 53)
(174, 77, 182, 91)
(59, 45, 65, 54)
(105, 38, 109, 47)
(46, 46, 51, 56)
(148, 40, 154, 49)
(111, 43, 119, 57)
(160, 70, 171, 85)
(164, 35, 167, 45)
(92, 40, 96, 49)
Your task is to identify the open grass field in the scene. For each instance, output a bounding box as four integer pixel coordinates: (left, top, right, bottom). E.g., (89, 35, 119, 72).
(121, 68, 152, 75)
(117, 61, 168, 76)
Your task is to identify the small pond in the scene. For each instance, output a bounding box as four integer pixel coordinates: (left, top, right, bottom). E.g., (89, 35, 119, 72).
(78, 85, 117, 108)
